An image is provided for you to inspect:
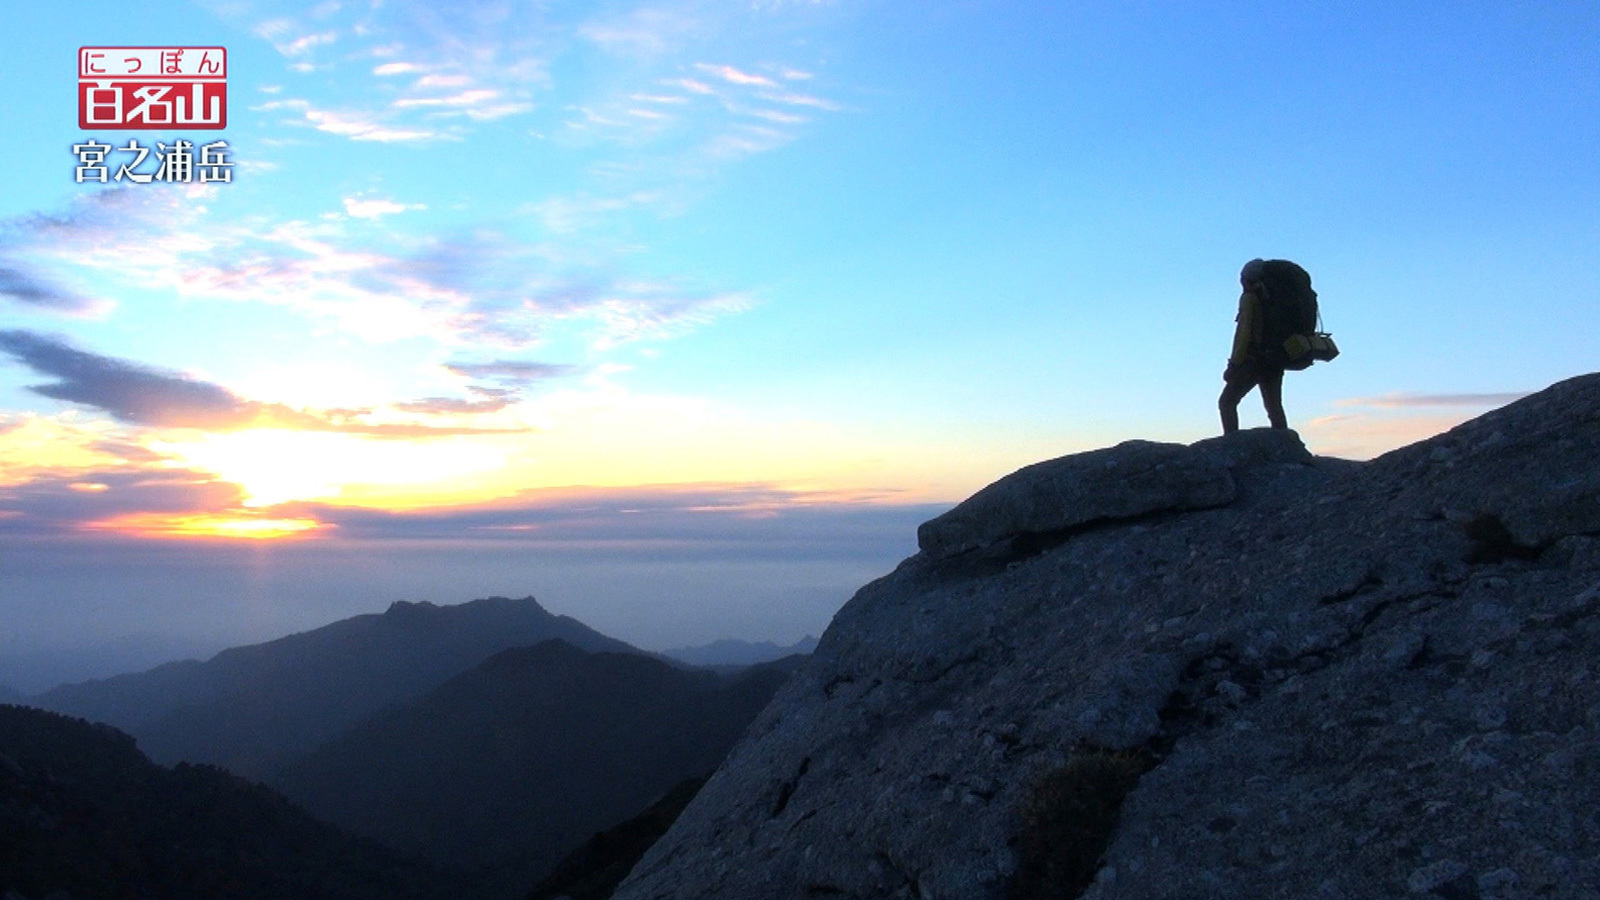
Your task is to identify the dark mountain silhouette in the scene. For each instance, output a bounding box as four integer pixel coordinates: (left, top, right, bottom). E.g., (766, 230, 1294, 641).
(271, 639, 792, 895)
(0, 704, 478, 900)
(524, 775, 707, 900)
(33, 595, 637, 779)
(661, 635, 818, 668)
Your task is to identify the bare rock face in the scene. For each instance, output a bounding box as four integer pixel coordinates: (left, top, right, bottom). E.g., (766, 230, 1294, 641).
(613, 373, 1600, 900)
(916, 430, 1310, 559)
(1369, 375, 1600, 549)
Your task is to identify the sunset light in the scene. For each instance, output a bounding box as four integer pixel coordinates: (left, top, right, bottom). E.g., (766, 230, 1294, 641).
(157, 429, 514, 508)
(85, 512, 327, 540)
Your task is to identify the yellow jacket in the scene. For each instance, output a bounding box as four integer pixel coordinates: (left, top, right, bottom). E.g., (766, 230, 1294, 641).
(1229, 291, 1263, 365)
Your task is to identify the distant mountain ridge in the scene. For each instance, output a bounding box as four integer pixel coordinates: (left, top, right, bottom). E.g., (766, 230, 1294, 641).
(661, 635, 818, 668)
(271, 638, 792, 895)
(0, 705, 476, 900)
(34, 596, 637, 779)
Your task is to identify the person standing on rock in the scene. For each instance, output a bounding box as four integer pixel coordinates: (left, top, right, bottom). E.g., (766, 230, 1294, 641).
(1219, 258, 1289, 434)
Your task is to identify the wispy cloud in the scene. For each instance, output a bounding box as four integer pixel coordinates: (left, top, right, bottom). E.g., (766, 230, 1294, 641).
(281, 30, 338, 56)
(695, 63, 778, 88)
(667, 77, 716, 95)
(704, 124, 792, 160)
(523, 191, 666, 233)
(0, 265, 107, 316)
(567, 58, 840, 154)
(0, 329, 259, 430)
(1334, 392, 1530, 409)
(406, 384, 525, 416)
(1303, 411, 1480, 461)
(231, 0, 845, 204)
(748, 108, 808, 125)
(0, 413, 147, 489)
(393, 392, 516, 416)
(0, 330, 524, 437)
(342, 196, 425, 219)
(587, 285, 752, 349)
(444, 360, 578, 384)
(415, 74, 472, 89)
(757, 90, 840, 110)
(373, 61, 425, 76)
(393, 88, 497, 109)
(236, 0, 551, 142)
(1303, 390, 1533, 458)
(579, 7, 704, 58)
(546, 54, 843, 207)
(1, 467, 248, 536)
(285, 482, 936, 547)
(396, 362, 578, 415)
(390, 87, 534, 121)
(302, 105, 449, 142)
(3, 188, 211, 282)
(3, 191, 746, 352)
(15, 190, 216, 308)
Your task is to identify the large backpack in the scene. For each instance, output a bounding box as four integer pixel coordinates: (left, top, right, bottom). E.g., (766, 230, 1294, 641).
(1256, 259, 1333, 369)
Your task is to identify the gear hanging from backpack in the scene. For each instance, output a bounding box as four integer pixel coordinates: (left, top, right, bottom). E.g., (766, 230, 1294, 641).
(1255, 259, 1338, 370)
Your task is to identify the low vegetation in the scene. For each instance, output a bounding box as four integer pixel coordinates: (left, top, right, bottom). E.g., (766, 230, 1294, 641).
(1009, 748, 1153, 900)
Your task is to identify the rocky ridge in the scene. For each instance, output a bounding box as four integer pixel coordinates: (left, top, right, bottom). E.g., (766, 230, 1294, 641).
(614, 373, 1600, 900)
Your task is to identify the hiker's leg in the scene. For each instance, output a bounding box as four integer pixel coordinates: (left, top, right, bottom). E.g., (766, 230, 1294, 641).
(1260, 367, 1287, 429)
(1218, 372, 1257, 435)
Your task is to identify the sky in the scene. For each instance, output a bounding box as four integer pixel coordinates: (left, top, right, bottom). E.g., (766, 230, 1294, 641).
(1, 0, 1596, 692)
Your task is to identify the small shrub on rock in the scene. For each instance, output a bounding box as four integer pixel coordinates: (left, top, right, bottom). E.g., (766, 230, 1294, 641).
(1009, 748, 1152, 900)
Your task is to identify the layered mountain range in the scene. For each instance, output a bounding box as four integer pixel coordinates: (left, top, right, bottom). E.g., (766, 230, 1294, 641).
(274, 640, 797, 892)
(34, 595, 637, 780)
(661, 636, 820, 669)
(14, 596, 799, 898)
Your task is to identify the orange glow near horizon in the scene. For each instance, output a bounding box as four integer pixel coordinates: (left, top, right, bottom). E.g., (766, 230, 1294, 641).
(84, 513, 329, 540)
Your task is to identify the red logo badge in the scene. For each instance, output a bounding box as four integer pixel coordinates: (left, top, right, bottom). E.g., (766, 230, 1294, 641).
(78, 47, 228, 130)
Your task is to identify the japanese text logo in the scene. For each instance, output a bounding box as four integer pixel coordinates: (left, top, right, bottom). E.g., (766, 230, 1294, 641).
(79, 46, 227, 130)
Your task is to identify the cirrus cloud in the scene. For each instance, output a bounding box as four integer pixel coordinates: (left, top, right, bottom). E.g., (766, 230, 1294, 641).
(1334, 391, 1530, 409)
(0, 265, 107, 316)
(0, 329, 525, 437)
(2, 190, 749, 353)
(342, 196, 426, 219)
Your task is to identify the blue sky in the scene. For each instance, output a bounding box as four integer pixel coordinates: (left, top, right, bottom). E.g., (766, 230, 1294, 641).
(1, 0, 1596, 690)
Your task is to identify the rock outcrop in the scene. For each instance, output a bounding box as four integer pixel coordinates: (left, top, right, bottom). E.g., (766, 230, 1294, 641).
(613, 373, 1600, 900)
(916, 431, 1312, 559)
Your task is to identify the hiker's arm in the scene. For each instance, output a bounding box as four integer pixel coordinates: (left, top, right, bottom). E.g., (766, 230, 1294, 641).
(1228, 292, 1256, 364)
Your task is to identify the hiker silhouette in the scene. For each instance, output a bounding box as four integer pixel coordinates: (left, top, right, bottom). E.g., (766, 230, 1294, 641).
(1219, 258, 1290, 434)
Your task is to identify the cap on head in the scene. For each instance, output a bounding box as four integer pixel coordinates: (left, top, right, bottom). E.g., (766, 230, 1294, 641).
(1240, 258, 1266, 284)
